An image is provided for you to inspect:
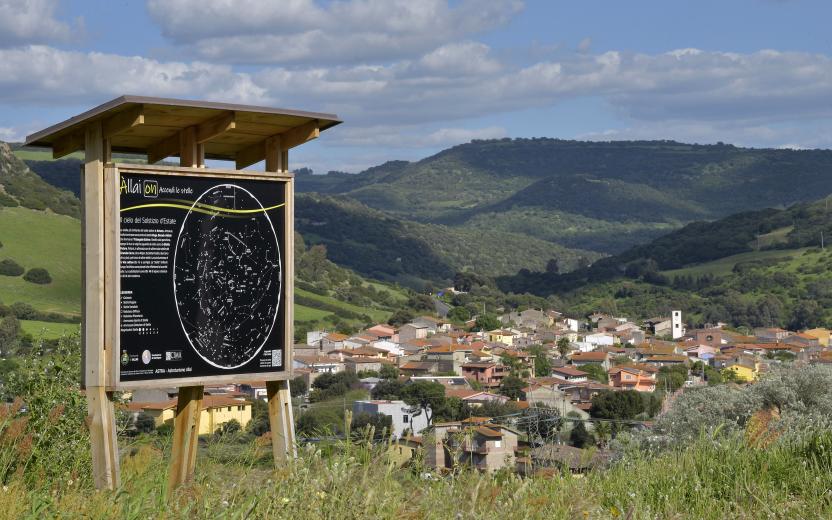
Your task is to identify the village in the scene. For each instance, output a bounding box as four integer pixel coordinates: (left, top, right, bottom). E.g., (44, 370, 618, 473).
(123, 299, 832, 475)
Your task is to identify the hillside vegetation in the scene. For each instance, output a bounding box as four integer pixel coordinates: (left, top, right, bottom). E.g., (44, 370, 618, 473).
(296, 193, 600, 284)
(0, 143, 79, 218)
(499, 197, 832, 329)
(296, 139, 832, 255)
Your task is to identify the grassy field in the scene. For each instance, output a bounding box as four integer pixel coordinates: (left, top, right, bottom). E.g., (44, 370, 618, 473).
(19, 319, 79, 339)
(0, 207, 81, 315)
(294, 304, 332, 322)
(295, 287, 391, 323)
(662, 247, 810, 278)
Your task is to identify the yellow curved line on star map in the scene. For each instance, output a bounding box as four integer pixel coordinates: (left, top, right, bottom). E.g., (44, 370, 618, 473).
(120, 202, 285, 216)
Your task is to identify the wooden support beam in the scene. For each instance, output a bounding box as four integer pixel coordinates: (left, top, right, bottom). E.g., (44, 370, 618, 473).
(83, 121, 119, 490)
(196, 111, 235, 143)
(53, 129, 85, 159)
(168, 386, 204, 494)
(180, 126, 198, 168)
(264, 135, 283, 173)
(267, 380, 296, 462)
(236, 119, 316, 169)
(147, 132, 180, 164)
(102, 105, 144, 139)
(281, 120, 319, 150)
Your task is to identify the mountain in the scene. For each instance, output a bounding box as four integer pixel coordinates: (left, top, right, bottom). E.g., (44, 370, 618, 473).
(295, 193, 599, 285)
(496, 197, 832, 330)
(296, 138, 832, 254)
(0, 143, 80, 218)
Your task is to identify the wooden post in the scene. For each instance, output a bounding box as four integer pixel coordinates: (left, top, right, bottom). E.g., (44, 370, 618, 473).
(265, 137, 297, 463)
(83, 122, 120, 490)
(168, 130, 205, 493)
(168, 386, 204, 493)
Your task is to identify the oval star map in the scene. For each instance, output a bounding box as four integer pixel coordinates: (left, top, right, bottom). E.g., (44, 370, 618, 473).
(173, 184, 281, 369)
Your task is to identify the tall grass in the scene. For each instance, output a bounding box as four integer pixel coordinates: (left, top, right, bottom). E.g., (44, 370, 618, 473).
(0, 427, 828, 519)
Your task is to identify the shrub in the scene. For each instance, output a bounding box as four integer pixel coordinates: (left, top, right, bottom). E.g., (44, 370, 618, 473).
(0, 259, 23, 277)
(23, 267, 51, 285)
(134, 412, 157, 434)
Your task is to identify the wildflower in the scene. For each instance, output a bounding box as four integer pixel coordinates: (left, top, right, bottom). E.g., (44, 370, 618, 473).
(222, 500, 229, 507)
(2, 486, 7, 492)
(282, 497, 290, 504)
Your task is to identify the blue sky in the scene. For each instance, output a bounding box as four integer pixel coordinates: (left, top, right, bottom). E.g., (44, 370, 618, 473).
(1, 0, 831, 173)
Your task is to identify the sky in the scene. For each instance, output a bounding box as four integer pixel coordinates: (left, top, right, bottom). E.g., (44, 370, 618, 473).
(0, 0, 831, 173)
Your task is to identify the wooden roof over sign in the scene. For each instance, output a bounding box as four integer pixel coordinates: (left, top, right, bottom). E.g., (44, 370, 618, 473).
(24, 95, 341, 168)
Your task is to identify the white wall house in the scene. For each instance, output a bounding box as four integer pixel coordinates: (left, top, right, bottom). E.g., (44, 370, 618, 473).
(353, 400, 430, 439)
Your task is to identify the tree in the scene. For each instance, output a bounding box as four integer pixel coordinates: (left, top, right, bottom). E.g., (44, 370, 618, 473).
(406, 294, 435, 313)
(569, 421, 593, 448)
(0, 315, 20, 353)
(577, 364, 608, 384)
(594, 421, 612, 448)
(447, 306, 471, 324)
(388, 309, 414, 327)
(379, 364, 399, 380)
(22, 268, 51, 285)
(556, 337, 571, 358)
(499, 374, 526, 400)
(474, 314, 501, 332)
(134, 412, 156, 434)
(590, 390, 644, 420)
(546, 258, 560, 274)
(217, 419, 241, 436)
(350, 412, 392, 439)
(290, 376, 308, 396)
(371, 379, 405, 400)
(527, 344, 552, 377)
(657, 365, 688, 392)
(247, 399, 270, 436)
(402, 381, 446, 425)
(0, 259, 24, 277)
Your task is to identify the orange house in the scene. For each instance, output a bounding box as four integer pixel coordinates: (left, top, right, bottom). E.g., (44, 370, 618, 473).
(608, 367, 656, 392)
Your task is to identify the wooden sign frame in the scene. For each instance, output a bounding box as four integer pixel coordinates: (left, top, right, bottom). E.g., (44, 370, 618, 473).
(26, 96, 341, 493)
(100, 163, 295, 390)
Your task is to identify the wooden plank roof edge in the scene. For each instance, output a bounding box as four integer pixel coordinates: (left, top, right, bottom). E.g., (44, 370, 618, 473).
(24, 94, 342, 146)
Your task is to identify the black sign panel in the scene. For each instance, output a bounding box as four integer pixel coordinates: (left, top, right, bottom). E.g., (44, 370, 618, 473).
(118, 171, 286, 382)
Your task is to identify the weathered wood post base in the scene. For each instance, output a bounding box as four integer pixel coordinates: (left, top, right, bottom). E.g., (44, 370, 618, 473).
(167, 385, 204, 494)
(87, 387, 120, 489)
(267, 380, 296, 463)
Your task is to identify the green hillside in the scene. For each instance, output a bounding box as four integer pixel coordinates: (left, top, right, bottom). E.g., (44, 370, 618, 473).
(296, 193, 601, 285)
(497, 196, 832, 330)
(0, 206, 81, 316)
(0, 143, 80, 218)
(297, 139, 832, 255)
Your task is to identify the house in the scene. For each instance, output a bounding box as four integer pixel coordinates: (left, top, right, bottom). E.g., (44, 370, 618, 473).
(754, 327, 792, 343)
(412, 316, 450, 333)
(128, 396, 252, 434)
(724, 363, 757, 382)
(691, 329, 724, 348)
(353, 400, 429, 439)
(423, 345, 470, 375)
(522, 382, 588, 417)
(802, 328, 831, 347)
(322, 332, 348, 351)
(399, 361, 438, 376)
(444, 389, 510, 406)
(487, 329, 516, 346)
(461, 362, 510, 389)
(366, 324, 396, 339)
(584, 332, 616, 347)
(344, 357, 392, 373)
(608, 367, 656, 392)
(644, 317, 673, 337)
(426, 422, 520, 473)
(399, 323, 430, 342)
(551, 366, 588, 383)
(791, 333, 821, 348)
(530, 444, 609, 474)
(570, 351, 611, 370)
(408, 376, 472, 390)
(642, 354, 689, 367)
(293, 355, 344, 374)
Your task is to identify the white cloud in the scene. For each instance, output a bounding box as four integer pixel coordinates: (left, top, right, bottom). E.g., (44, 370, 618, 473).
(0, 0, 81, 47)
(146, 0, 524, 64)
(332, 124, 507, 148)
(0, 127, 23, 142)
(0, 46, 268, 105)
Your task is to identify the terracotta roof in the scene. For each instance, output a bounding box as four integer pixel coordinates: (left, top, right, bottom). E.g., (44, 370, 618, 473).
(400, 361, 435, 370)
(462, 362, 497, 369)
(129, 395, 250, 412)
(644, 355, 689, 363)
(326, 333, 348, 341)
(571, 351, 609, 361)
(475, 426, 502, 438)
(552, 366, 587, 377)
(445, 389, 483, 399)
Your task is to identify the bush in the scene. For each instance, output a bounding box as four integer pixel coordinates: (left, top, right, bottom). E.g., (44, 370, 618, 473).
(23, 267, 51, 285)
(0, 259, 24, 277)
(134, 412, 157, 434)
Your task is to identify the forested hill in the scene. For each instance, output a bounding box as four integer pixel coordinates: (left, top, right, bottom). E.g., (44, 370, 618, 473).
(296, 139, 832, 254)
(0, 143, 79, 218)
